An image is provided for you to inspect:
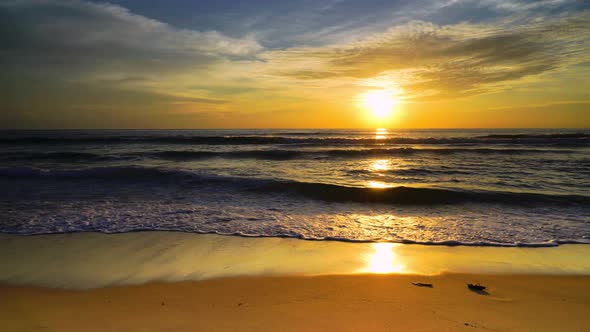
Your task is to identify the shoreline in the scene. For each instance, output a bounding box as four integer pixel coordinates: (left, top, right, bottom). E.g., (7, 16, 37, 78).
(2, 232, 590, 289)
(3, 273, 590, 331)
(4, 229, 590, 247)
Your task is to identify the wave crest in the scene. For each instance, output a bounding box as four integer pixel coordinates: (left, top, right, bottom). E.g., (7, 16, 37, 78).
(0, 147, 577, 163)
(1, 166, 587, 206)
(1, 133, 588, 146)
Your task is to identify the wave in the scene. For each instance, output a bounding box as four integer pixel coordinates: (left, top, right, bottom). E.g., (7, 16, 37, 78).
(251, 181, 590, 206)
(1, 134, 588, 146)
(144, 150, 307, 161)
(0, 147, 577, 162)
(1, 166, 588, 206)
(2, 228, 589, 247)
(315, 147, 576, 157)
(476, 133, 589, 139)
(347, 167, 471, 176)
(134, 147, 581, 161)
(0, 151, 126, 162)
(197, 235, 589, 248)
(0, 166, 201, 181)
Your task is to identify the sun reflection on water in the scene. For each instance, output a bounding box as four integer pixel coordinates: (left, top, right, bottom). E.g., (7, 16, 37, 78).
(375, 128, 388, 140)
(367, 159, 395, 187)
(371, 159, 390, 171)
(361, 243, 405, 274)
(367, 181, 393, 188)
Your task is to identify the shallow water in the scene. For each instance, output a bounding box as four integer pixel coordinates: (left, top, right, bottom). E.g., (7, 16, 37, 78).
(0, 129, 589, 246)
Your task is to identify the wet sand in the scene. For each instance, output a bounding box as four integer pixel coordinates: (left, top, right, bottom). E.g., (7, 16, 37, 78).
(3, 273, 590, 332)
(2, 232, 590, 289)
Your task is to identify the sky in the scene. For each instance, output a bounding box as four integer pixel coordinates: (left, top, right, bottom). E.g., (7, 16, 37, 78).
(1, 0, 589, 129)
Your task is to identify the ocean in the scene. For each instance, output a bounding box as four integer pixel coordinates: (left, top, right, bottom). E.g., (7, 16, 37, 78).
(0, 128, 588, 247)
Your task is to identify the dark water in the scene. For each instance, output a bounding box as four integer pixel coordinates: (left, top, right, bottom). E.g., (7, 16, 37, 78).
(1, 128, 589, 246)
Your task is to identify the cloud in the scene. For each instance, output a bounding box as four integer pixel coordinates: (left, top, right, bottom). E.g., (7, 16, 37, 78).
(265, 12, 590, 100)
(0, 0, 261, 56)
(0, 0, 262, 87)
(0, 0, 266, 125)
(484, 0, 574, 12)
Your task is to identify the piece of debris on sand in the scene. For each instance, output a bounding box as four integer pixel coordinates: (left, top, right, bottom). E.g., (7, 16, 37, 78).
(467, 283, 486, 291)
(412, 282, 433, 288)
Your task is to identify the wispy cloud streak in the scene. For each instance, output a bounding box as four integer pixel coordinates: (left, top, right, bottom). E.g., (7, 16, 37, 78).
(265, 12, 590, 99)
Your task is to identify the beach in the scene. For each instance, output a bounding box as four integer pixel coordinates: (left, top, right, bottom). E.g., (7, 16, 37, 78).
(3, 274, 590, 332)
(2, 232, 590, 331)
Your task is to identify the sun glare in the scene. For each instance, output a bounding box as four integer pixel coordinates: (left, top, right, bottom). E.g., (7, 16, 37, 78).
(362, 90, 397, 120)
(371, 159, 390, 171)
(362, 243, 405, 274)
(367, 180, 393, 188)
(375, 127, 388, 139)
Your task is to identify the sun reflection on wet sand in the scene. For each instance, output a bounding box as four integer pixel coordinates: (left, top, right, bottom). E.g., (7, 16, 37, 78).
(360, 243, 406, 274)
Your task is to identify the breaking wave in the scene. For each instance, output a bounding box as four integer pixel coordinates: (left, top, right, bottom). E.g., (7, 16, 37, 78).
(0, 147, 577, 162)
(0, 133, 588, 146)
(1, 166, 587, 207)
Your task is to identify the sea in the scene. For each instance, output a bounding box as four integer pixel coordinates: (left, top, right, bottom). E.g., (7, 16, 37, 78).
(0, 128, 588, 247)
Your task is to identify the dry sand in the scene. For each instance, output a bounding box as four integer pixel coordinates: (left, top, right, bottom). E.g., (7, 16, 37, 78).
(2, 273, 590, 332)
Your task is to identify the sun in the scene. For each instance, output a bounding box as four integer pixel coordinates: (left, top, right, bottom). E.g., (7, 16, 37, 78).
(362, 90, 397, 120)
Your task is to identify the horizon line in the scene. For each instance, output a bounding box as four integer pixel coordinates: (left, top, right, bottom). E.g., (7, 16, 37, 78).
(1, 127, 589, 131)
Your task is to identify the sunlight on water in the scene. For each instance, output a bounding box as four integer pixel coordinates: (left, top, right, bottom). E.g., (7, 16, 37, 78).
(1, 129, 588, 246)
(375, 128, 388, 139)
(371, 159, 391, 171)
(361, 243, 406, 274)
(367, 180, 393, 188)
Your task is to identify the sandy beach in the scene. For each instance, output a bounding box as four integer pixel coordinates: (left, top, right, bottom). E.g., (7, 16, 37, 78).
(3, 273, 590, 332)
(2, 233, 590, 331)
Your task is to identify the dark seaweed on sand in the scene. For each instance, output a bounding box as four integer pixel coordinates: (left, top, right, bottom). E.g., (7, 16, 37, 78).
(412, 282, 433, 288)
(467, 283, 486, 291)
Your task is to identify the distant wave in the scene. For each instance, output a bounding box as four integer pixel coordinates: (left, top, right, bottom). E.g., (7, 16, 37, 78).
(0, 151, 126, 162)
(1, 166, 587, 206)
(476, 133, 589, 139)
(0, 147, 577, 162)
(0, 166, 199, 180)
(1, 133, 588, 146)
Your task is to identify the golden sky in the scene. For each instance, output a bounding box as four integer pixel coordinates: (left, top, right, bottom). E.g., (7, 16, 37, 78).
(1, 0, 589, 128)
